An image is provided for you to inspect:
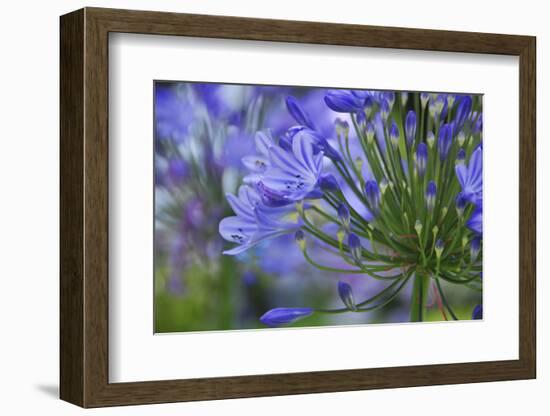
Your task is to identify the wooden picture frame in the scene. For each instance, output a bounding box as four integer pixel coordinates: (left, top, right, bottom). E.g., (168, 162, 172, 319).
(60, 7, 536, 408)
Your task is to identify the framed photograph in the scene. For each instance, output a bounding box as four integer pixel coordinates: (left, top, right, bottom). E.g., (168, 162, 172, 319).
(60, 7, 536, 407)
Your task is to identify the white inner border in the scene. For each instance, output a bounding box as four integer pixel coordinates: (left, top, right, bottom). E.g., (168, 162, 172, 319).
(109, 33, 519, 382)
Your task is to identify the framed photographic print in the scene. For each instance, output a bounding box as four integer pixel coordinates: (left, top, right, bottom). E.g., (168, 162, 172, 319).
(60, 7, 536, 407)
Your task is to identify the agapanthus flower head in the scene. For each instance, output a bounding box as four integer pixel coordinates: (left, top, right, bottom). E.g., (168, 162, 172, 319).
(416, 143, 428, 177)
(405, 110, 417, 147)
(389, 121, 400, 148)
(217, 89, 483, 327)
(260, 307, 314, 327)
(365, 180, 381, 214)
(348, 233, 362, 263)
(337, 281, 357, 311)
(286, 95, 315, 130)
(438, 122, 454, 161)
(470, 236, 481, 262)
(426, 181, 437, 212)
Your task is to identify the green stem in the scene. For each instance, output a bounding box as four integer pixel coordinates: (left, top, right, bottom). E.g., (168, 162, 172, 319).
(410, 269, 430, 322)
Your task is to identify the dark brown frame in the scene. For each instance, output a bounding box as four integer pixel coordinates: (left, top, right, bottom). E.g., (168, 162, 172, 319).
(60, 7, 536, 408)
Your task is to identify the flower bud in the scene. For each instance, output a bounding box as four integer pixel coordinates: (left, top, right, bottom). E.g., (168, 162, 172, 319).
(435, 239, 444, 258)
(400, 92, 408, 107)
(457, 131, 466, 146)
(403, 212, 410, 228)
(455, 96, 473, 132)
(338, 281, 357, 311)
(260, 307, 314, 327)
(438, 123, 454, 161)
(337, 203, 351, 230)
(335, 117, 349, 138)
(365, 122, 375, 144)
(435, 95, 446, 116)
(420, 92, 430, 109)
(348, 233, 362, 263)
(447, 94, 456, 108)
(384, 92, 396, 110)
(389, 121, 400, 148)
(286, 96, 315, 130)
(414, 220, 423, 237)
(456, 193, 467, 217)
(364, 96, 375, 119)
(405, 111, 417, 148)
(365, 180, 381, 214)
(416, 143, 428, 177)
(319, 174, 339, 192)
(456, 148, 466, 165)
(427, 131, 435, 148)
(426, 181, 437, 212)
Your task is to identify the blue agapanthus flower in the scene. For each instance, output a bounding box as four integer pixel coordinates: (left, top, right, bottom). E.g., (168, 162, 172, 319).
(261, 130, 324, 202)
(219, 88, 483, 326)
(219, 186, 299, 255)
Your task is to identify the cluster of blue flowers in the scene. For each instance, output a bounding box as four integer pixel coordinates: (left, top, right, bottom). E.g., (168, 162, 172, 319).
(220, 88, 483, 325)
